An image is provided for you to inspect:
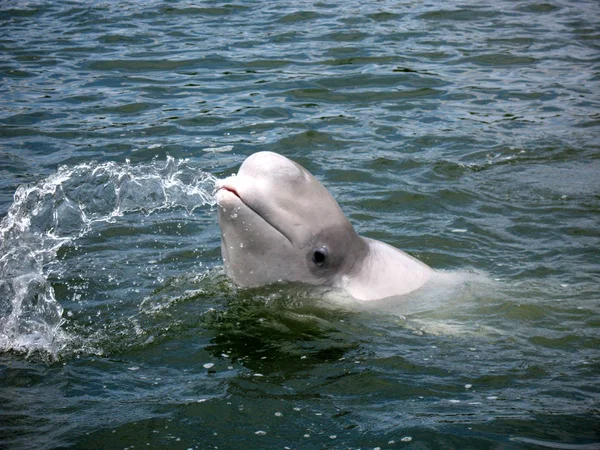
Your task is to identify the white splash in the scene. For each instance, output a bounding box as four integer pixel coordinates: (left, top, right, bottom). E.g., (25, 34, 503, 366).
(0, 156, 217, 360)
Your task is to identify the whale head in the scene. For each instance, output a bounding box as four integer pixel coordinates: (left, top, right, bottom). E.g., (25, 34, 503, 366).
(216, 151, 431, 300)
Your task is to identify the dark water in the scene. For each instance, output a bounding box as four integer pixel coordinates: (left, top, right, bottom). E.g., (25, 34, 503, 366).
(1, 1, 599, 448)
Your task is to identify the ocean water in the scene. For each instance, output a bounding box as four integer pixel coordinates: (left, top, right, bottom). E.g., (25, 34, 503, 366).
(1, 1, 599, 448)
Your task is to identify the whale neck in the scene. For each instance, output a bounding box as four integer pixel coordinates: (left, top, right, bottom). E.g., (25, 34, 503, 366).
(339, 237, 432, 301)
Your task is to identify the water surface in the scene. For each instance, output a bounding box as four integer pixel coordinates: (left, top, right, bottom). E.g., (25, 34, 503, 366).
(1, 1, 599, 448)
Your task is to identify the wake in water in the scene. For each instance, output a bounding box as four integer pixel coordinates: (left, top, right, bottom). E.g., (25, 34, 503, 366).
(0, 157, 217, 360)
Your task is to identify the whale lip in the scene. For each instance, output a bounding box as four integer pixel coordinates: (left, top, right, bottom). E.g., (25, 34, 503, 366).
(216, 177, 240, 196)
(215, 178, 243, 204)
(216, 176, 294, 245)
(217, 184, 240, 198)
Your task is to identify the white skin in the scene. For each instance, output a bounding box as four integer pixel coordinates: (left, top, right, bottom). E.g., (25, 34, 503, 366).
(216, 151, 432, 301)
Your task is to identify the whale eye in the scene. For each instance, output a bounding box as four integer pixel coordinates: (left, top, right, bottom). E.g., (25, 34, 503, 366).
(312, 247, 328, 267)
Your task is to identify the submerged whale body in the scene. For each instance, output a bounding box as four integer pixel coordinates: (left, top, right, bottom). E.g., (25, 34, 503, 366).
(216, 151, 432, 301)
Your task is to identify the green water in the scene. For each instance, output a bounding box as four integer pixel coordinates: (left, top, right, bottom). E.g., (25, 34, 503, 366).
(1, 1, 599, 448)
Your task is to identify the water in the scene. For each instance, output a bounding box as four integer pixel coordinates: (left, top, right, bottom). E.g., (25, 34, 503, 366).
(1, 0, 599, 448)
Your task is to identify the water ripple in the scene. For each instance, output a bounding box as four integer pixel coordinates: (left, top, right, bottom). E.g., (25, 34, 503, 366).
(1, 0, 599, 448)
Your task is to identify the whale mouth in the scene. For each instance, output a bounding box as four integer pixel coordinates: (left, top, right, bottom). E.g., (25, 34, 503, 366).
(216, 179, 241, 199)
(216, 178, 294, 246)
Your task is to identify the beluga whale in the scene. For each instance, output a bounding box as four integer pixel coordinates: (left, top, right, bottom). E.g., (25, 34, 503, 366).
(216, 151, 432, 301)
